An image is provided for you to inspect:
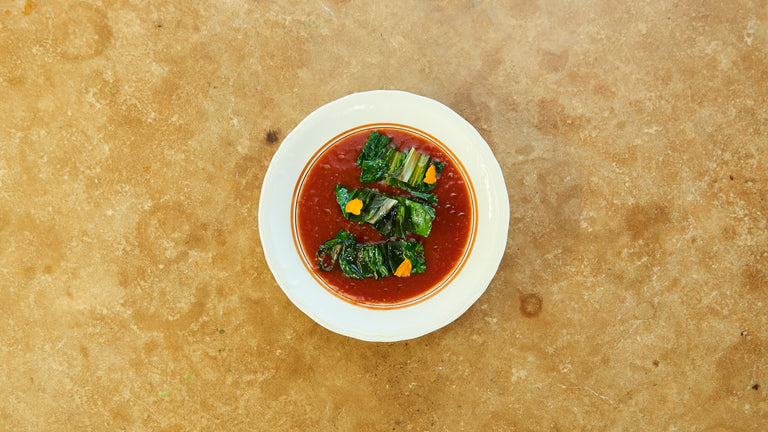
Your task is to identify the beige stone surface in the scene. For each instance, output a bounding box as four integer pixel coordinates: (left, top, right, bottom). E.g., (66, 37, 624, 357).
(1, 0, 767, 430)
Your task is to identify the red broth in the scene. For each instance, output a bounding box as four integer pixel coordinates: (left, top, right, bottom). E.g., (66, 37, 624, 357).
(293, 126, 474, 307)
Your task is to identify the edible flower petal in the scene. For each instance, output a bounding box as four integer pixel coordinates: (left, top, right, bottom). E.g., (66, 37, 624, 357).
(394, 258, 412, 277)
(344, 198, 364, 215)
(423, 165, 437, 185)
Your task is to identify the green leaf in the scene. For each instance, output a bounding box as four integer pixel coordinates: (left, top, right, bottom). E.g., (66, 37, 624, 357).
(355, 132, 443, 201)
(404, 199, 436, 237)
(336, 185, 435, 238)
(316, 230, 426, 279)
(396, 148, 420, 183)
(359, 159, 387, 183)
(335, 184, 353, 216)
(385, 240, 426, 274)
(357, 132, 391, 163)
(361, 244, 389, 279)
(316, 229, 356, 271)
(374, 204, 407, 239)
(384, 178, 438, 204)
(385, 149, 405, 176)
(364, 195, 399, 225)
(357, 132, 392, 181)
(336, 185, 377, 223)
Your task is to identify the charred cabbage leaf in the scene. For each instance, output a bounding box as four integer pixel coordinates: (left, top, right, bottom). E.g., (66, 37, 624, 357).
(336, 185, 435, 237)
(356, 132, 444, 203)
(316, 230, 426, 279)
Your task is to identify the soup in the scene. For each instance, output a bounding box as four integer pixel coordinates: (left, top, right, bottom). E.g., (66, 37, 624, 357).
(292, 125, 475, 307)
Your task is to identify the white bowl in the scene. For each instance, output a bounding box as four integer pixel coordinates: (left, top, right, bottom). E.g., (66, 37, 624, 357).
(259, 90, 509, 342)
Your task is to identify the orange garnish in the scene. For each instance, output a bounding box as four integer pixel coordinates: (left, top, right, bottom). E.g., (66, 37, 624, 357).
(423, 165, 437, 185)
(394, 258, 412, 277)
(344, 198, 364, 215)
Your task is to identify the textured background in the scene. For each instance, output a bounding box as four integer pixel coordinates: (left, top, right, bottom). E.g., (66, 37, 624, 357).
(1, 0, 767, 430)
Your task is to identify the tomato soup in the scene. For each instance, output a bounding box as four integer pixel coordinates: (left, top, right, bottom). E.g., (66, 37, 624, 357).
(292, 125, 475, 308)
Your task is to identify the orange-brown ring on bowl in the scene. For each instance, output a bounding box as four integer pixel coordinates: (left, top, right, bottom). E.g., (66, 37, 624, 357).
(290, 123, 478, 310)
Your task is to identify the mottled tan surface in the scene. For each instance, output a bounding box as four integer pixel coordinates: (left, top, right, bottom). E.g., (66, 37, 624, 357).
(1, 0, 767, 430)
